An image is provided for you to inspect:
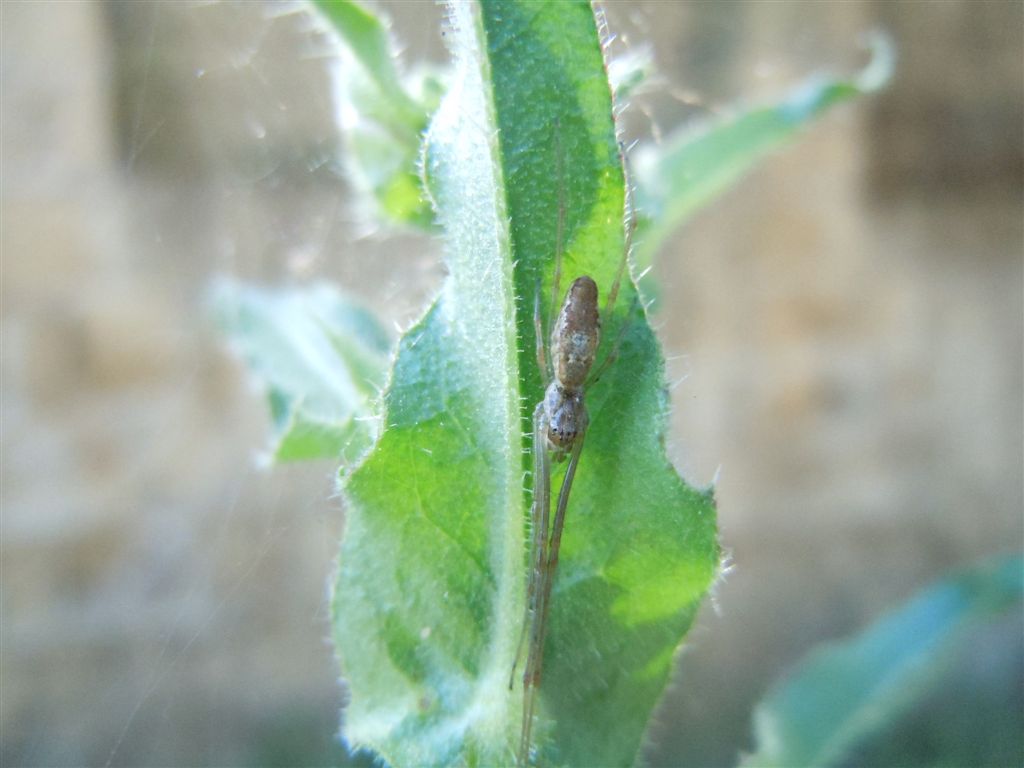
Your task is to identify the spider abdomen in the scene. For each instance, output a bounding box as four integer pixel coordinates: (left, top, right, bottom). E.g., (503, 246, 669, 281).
(550, 276, 600, 390)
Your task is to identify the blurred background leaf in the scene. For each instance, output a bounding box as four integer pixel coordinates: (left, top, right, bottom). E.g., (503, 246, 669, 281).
(212, 278, 390, 464)
(746, 553, 1024, 768)
(631, 33, 893, 303)
(313, 0, 444, 229)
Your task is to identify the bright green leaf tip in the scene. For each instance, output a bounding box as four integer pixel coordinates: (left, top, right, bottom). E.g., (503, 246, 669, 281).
(778, 32, 894, 124)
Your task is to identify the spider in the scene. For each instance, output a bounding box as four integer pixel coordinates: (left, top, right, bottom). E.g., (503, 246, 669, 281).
(511, 137, 635, 766)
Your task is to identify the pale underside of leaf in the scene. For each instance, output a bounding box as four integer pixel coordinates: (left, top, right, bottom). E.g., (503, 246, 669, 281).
(334, 0, 521, 763)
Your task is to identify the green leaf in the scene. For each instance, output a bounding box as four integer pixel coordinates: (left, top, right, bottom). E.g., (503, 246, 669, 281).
(631, 33, 894, 294)
(746, 553, 1024, 768)
(314, 0, 422, 120)
(212, 279, 390, 464)
(312, 0, 443, 229)
(331, 2, 718, 766)
(607, 45, 655, 104)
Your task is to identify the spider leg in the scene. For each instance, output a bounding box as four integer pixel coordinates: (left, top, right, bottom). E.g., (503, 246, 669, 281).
(587, 149, 639, 394)
(519, 425, 586, 766)
(601, 140, 639, 321)
(518, 404, 552, 764)
(588, 293, 640, 388)
(534, 286, 551, 385)
(510, 403, 549, 690)
(549, 120, 567, 329)
(528, 428, 585, 704)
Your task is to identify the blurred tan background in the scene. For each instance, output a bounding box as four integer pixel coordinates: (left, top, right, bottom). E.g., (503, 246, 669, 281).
(2, 1, 1021, 766)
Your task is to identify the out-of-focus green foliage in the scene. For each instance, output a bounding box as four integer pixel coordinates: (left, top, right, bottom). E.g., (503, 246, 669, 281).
(745, 553, 1023, 768)
(212, 279, 389, 464)
(631, 34, 893, 300)
(313, 0, 443, 229)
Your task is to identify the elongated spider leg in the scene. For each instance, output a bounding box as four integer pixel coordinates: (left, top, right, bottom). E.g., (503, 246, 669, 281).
(519, 426, 586, 766)
(601, 236, 629, 324)
(549, 122, 567, 330)
(512, 289, 552, 693)
(511, 404, 550, 690)
(518, 407, 553, 766)
(587, 293, 641, 388)
(601, 146, 639, 322)
(534, 287, 551, 385)
(519, 660, 539, 768)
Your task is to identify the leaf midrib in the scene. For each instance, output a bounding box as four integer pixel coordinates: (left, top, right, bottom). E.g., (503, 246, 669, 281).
(443, 0, 526, 747)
